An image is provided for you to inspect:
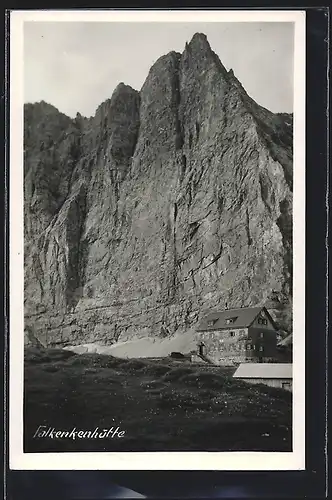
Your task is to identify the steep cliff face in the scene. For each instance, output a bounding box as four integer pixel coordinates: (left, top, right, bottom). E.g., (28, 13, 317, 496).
(24, 33, 293, 347)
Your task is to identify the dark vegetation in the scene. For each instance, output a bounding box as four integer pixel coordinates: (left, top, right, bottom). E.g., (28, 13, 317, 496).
(24, 347, 292, 452)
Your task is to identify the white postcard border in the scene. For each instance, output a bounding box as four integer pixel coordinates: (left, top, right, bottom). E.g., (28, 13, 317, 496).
(9, 9, 306, 471)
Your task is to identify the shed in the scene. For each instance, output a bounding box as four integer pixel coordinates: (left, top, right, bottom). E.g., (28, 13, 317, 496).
(233, 363, 292, 391)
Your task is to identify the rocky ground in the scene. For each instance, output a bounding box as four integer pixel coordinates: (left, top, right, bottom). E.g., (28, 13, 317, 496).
(24, 347, 292, 452)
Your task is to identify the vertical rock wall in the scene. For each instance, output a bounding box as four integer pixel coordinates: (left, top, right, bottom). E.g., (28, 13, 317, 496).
(24, 33, 293, 346)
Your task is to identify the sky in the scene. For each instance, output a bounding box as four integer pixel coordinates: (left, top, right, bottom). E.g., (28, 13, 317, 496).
(24, 21, 294, 118)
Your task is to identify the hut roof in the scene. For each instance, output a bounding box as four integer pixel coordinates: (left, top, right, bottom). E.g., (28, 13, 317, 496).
(196, 306, 276, 332)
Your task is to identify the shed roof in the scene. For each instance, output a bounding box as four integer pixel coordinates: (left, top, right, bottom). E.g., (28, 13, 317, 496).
(196, 306, 274, 332)
(233, 363, 292, 379)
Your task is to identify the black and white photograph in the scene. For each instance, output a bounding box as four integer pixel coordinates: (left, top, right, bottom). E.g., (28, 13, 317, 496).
(9, 10, 306, 470)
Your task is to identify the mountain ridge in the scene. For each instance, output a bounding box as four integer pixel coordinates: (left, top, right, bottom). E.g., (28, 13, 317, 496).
(24, 33, 292, 120)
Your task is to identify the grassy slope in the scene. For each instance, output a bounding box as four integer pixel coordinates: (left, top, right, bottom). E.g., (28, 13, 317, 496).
(24, 348, 292, 452)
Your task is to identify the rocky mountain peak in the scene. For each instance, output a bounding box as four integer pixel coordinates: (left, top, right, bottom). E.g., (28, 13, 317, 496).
(181, 32, 229, 89)
(23, 33, 293, 347)
(113, 81, 138, 96)
(187, 32, 209, 47)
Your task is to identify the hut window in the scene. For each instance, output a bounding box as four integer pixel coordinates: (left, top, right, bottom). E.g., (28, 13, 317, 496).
(260, 332, 264, 338)
(258, 318, 268, 325)
(207, 319, 217, 327)
(229, 331, 235, 337)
